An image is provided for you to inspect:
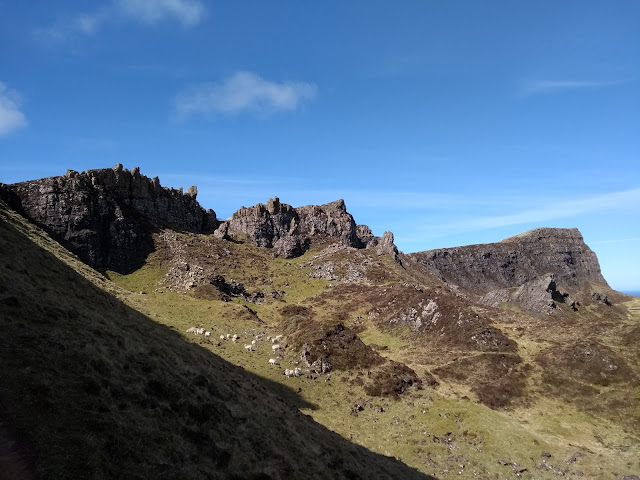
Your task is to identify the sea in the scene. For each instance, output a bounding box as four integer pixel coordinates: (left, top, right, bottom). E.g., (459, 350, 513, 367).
(622, 291, 640, 297)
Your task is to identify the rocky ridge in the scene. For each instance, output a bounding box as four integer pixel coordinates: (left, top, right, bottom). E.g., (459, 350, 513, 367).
(215, 196, 400, 260)
(1, 166, 613, 317)
(409, 228, 607, 292)
(408, 228, 610, 314)
(0, 164, 218, 273)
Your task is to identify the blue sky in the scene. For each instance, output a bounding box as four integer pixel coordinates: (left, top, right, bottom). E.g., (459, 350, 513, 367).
(1, 1, 639, 291)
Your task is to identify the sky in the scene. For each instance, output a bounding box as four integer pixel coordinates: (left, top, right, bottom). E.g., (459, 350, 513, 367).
(0, 1, 639, 291)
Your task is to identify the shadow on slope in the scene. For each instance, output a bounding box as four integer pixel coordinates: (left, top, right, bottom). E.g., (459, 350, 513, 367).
(0, 204, 434, 480)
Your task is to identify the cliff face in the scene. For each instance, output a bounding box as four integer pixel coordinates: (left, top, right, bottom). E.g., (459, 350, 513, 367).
(408, 228, 608, 293)
(1, 164, 218, 273)
(215, 196, 397, 259)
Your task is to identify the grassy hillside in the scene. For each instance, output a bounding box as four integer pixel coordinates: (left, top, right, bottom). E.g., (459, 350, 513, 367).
(101, 229, 640, 479)
(2, 200, 639, 479)
(0, 202, 432, 480)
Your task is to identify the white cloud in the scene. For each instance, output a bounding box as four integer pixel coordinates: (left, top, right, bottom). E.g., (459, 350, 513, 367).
(118, 0, 205, 27)
(0, 83, 27, 137)
(34, 0, 205, 43)
(75, 12, 104, 35)
(518, 79, 617, 97)
(174, 71, 318, 118)
(116, 0, 205, 27)
(437, 188, 640, 233)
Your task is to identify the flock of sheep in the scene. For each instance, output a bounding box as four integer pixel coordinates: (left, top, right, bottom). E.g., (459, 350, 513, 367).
(185, 327, 300, 376)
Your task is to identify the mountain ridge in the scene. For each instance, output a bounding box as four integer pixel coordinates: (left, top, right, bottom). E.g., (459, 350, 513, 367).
(1, 165, 605, 289)
(1, 165, 639, 479)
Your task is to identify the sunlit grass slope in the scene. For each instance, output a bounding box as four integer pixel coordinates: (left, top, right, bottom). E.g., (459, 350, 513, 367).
(105, 232, 640, 479)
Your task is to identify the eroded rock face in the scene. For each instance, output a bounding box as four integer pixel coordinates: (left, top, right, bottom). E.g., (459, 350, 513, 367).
(367, 231, 401, 265)
(409, 228, 607, 292)
(0, 165, 218, 273)
(217, 196, 398, 259)
(480, 274, 578, 314)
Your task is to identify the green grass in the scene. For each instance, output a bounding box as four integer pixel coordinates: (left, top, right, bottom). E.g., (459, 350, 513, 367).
(109, 264, 640, 479)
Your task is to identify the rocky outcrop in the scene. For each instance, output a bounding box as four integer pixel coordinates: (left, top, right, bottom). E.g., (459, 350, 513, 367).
(300, 324, 386, 373)
(366, 231, 402, 265)
(0, 165, 218, 273)
(591, 291, 612, 306)
(480, 274, 578, 314)
(409, 228, 608, 293)
(216, 196, 398, 259)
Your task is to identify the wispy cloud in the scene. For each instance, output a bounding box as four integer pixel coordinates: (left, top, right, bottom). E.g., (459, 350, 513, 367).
(589, 237, 640, 245)
(435, 188, 640, 233)
(116, 0, 205, 27)
(0, 83, 27, 137)
(174, 71, 318, 119)
(518, 79, 615, 97)
(33, 0, 205, 44)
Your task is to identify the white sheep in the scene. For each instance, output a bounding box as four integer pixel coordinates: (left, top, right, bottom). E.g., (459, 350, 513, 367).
(274, 335, 284, 342)
(294, 367, 302, 376)
(232, 334, 239, 342)
(186, 327, 197, 334)
(251, 339, 257, 346)
(244, 344, 254, 352)
(204, 331, 211, 337)
(272, 344, 282, 352)
(195, 327, 205, 335)
(219, 334, 225, 340)
(266, 336, 272, 342)
(268, 358, 278, 366)
(226, 334, 231, 340)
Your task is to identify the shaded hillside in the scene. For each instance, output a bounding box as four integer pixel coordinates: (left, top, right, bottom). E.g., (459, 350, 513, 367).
(0, 202, 433, 480)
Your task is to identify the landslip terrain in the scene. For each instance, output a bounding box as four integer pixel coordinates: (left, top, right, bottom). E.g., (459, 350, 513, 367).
(1, 165, 638, 479)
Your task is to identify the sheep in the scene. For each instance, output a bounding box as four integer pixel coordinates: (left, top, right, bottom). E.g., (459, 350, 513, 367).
(268, 358, 278, 366)
(194, 327, 205, 335)
(244, 344, 254, 352)
(272, 344, 282, 352)
(186, 327, 197, 334)
(283, 368, 302, 377)
(232, 334, 239, 342)
(294, 367, 302, 376)
(274, 335, 284, 342)
(266, 336, 272, 342)
(251, 339, 257, 346)
(219, 334, 225, 340)
(204, 331, 211, 337)
(226, 334, 231, 340)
